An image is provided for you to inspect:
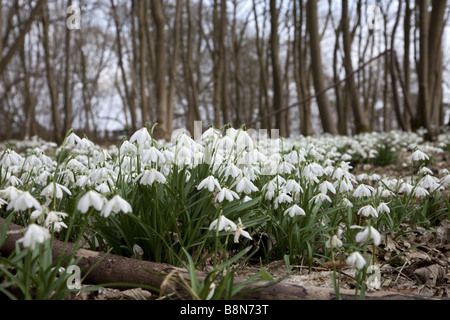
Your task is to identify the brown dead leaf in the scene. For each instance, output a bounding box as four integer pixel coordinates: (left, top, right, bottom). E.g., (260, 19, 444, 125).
(413, 264, 446, 286)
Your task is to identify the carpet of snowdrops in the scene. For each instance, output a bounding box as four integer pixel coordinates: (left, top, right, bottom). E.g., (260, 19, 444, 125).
(1, 126, 450, 299)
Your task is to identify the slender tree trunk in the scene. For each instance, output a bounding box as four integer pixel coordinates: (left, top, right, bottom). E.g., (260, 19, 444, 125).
(404, 0, 412, 128)
(212, 0, 223, 129)
(42, 6, 61, 142)
(306, 0, 338, 134)
(63, 0, 73, 135)
(220, 0, 230, 126)
(270, 0, 288, 137)
(341, 0, 370, 133)
(137, 0, 149, 126)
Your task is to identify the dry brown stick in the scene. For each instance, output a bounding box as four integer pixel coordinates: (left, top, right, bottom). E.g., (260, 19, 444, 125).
(0, 217, 443, 300)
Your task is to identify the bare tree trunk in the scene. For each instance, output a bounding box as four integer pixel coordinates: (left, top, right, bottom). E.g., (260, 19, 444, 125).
(341, 0, 370, 134)
(150, 0, 168, 139)
(306, 0, 338, 134)
(42, 6, 61, 143)
(167, 0, 182, 135)
(63, 0, 73, 135)
(136, 0, 149, 126)
(212, 0, 223, 129)
(403, 0, 412, 128)
(270, 0, 288, 137)
(111, 0, 137, 133)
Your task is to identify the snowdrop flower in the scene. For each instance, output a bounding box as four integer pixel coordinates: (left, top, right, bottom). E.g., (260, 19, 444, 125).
(233, 218, 252, 243)
(412, 186, 429, 198)
(233, 176, 258, 194)
(309, 193, 332, 205)
(332, 167, 345, 180)
(0, 198, 7, 207)
(197, 175, 221, 192)
(222, 163, 241, 179)
(130, 127, 152, 152)
(7, 192, 41, 212)
(410, 150, 429, 162)
(357, 205, 378, 218)
(95, 182, 110, 194)
(0, 149, 23, 166)
(18, 224, 51, 250)
(277, 161, 294, 174)
(352, 184, 374, 198)
(40, 182, 72, 200)
(334, 178, 354, 193)
(398, 182, 414, 194)
(346, 251, 366, 270)
(441, 174, 450, 186)
(137, 168, 167, 186)
(340, 197, 353, 208)
(419, 175, 440, 191)
(319, 181, 336, 195)
(209, 215, 237, 232)
(120, 141, 138, 157)
(206, 283, 216, 301)
(284, 204, 306, 218)
(0, 186, 23, 202)
(142, 147, 165, 165)
(215, 187, 240, 203)
(7, 175, 22, 187)
(77, 190, 105, 213)
(284, 179, 303, 194)
(44, 211, 68, 232)
(101, 195, 132, 218)
(242, 196, 252, 203)
(325, 235, 343, 249)
(366, 265, 381, 290)
(377, 202, 390, 215)
(353, 225, 381, 246)
(274, 193, 293, 209)
(65, 132, 82, 148)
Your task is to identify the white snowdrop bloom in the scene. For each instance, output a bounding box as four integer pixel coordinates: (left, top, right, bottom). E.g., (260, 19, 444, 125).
(209, 215, 237, 232)
(95, 182, 110, 194)
(101, 195, 132, 218)
(284, 179, 303, 194)
(74, 138, 95, 153)
(0, 186, 23, 202)
(357, 205, 378, 218)
(174, 145, 194, 165)
(419, 175, 440, 191)
(274, 193, 293, 209)
(325, 235, 343, 249)
(334, 178, 354, 193)
(377, 202, 390, 215)
(7, 175, 22, 187)
(35, 170, 52, 186)
(366, 265, 381, 290)
(217, 136, 235, 155)
(0, 198, 7, 207)
(309, 193, 332, 205)
(65, 132, 82, 148)
(44, 211, 68, 232)
(353, 225, 381, 247)
(332, 167, 346, 181)
(318, 181, 336, 195)
(130, 127, 152, 152)
(201, 127, 222, 143)
(439, 168, 450, 176)
(265, 190, 275, 200)
(369, 174, 381, 181)
(352, 184, 374, 198)
(222, 163, 241, 179)
(284, 204, 306, 218)
(277, 161, 294, 174)
(75, 175, 90, 188)
(340, 198, 353, 208)
(303, 163, 324, 180)
(323, 165, 335, 176)
(142, 147, 165, 165)
(77, 190, 105, 213)
(137, 168, 167, 186)
(357, 173, 369, 182)
(398, 182, 414, 194)
(66, 159, 86, 172)
(17, 224, 51, 250)
(233, 176, 258, 194)
(284, 150, 298, 164)
(30, 209, 43, 220)
(440, 174, 450, 186)
(23, 155, 42, 171)
(120, 141, 138, 157)
(346, 251, 366, 270)
(412, 186, 429, 198)
(418, 167, 433, 175)
(233, 218, 252, 243)
(7, 192, 41, 212)
(41, 182, 72, 200)
(0, 150, 23, 166)
(410, 150, 429, 162)
(197, 175, 221, 192)
(242, 196, 252, 203)
(215, 187, 240, 203)
(341, 154, 352, 161)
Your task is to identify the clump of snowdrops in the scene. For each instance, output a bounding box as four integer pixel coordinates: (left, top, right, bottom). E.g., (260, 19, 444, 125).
(1, 125, 449, 299)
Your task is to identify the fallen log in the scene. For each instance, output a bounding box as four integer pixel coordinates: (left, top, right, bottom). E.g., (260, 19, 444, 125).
(0, 217, 443, 300)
